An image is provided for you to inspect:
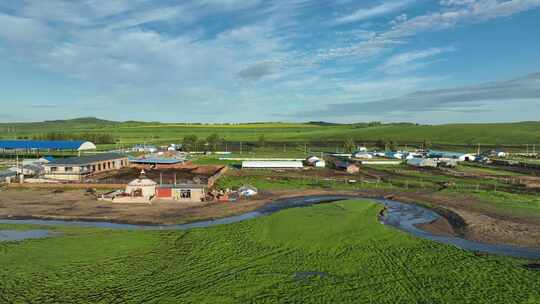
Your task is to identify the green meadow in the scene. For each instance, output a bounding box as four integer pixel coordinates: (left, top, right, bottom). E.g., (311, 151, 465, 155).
(2, 118, 540, 147)
(1, 199, 539, 303)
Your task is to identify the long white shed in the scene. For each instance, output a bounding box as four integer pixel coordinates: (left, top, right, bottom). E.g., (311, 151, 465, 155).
(242, 160, 303, 169)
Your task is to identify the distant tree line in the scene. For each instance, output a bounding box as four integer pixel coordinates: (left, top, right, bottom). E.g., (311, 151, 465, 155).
(182, 133, 224, 152)
(31, 132, 116, 144)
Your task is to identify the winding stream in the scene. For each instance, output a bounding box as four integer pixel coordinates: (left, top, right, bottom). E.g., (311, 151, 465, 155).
(1, 195, 539, 259)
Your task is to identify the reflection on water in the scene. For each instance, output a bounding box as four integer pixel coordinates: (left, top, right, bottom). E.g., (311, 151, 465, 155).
(0, 230, 51, 241)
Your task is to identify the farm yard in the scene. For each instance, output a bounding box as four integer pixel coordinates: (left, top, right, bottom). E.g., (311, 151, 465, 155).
(1, 200, 539, 303)
(1, 119, 540, 303)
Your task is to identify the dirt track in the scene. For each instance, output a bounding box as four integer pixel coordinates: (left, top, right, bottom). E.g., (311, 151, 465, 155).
(0, 187, 539, 248)
(0, 188, 346, 225)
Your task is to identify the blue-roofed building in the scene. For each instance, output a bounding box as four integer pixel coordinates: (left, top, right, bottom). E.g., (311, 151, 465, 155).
(0, 140, 96, 151)
(128, 157, 185, 165)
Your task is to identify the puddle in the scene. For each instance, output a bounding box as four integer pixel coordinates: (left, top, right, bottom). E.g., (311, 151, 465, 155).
(0, 230, 52, 242)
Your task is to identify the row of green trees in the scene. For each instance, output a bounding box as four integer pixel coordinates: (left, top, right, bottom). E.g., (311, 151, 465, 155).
(31, 132, 116, 144)
(182, 133, 224, 151)
(181, 134, 433, 153)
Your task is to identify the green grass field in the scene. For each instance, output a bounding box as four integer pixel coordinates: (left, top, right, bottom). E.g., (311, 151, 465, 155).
(447, 189, 540, 218)
(2, 118, 540, 148)
(0, 199, 538, 303)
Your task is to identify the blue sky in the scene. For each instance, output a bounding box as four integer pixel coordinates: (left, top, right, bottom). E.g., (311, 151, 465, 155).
(1, 0, 539, 123)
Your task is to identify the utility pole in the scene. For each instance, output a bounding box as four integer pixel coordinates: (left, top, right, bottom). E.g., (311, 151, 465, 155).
(240, 142, 242, 154)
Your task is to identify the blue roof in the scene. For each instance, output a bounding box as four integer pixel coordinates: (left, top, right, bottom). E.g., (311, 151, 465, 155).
(427, 150, 465, 158)
(128, 157, 184, 164)
(0, 140, 92, 150)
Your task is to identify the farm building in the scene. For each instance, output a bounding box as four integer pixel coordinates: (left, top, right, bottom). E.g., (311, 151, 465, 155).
(305, 156, 325, 167)
(131, 144, 158, 153)
(326, 155, 360, 173)
(43, 153, 128, 181)
(314, 160, 326, 167)
(0, 140, 96, 153)
(438, 158, 458, 167)
(155, 184, 206, 202)
(128, 157, 185, 166)
(9, 164, 43, 176)
(385, 152, 404, 159)
(305, 155, 321, 165)
(427, 150, 476, 161)
(407, 158, 438, 168)
(125, 175, 157, 199)
(238, 185, 258, 197)
(352, 151, 373, 159)
(0, 170, 17, 183)
(335, 160, 360, 174)
(242, 161, 303, 169)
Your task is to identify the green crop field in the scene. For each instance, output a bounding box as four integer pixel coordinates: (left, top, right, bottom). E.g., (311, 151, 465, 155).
(0, 199, 538, 303)
(2, 117, 540, 148)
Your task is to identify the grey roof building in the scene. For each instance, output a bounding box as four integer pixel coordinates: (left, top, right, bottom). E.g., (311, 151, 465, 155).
(43, 153, 128, 181)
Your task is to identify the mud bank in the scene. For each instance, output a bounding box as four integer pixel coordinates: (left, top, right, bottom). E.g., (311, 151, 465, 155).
(1, 195, 540, 259)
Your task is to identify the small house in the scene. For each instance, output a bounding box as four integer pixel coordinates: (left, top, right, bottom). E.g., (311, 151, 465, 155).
(155, 184, 207, 202)
(125, 176, 157, 199)
(43, 153, 128, 181)
(0, 170, 17, 183)
(305, 156, 321, 165)
(407, 158, 437, 168)
(238, 185, 258, 197)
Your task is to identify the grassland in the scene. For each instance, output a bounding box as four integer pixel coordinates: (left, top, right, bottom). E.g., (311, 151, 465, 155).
(0, 199, 538, 303)
(446, 189, 540, 218)
(2, 118, 540, 148)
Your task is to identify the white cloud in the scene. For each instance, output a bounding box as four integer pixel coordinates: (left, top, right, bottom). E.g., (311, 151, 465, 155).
(2, 0, 540, 122)
(377, 47, 455, 73)
(107, 6, 187, 29)
(384, 0, 540, 38)
(335, 0, 414, 24)
(0, 13, 51, 43)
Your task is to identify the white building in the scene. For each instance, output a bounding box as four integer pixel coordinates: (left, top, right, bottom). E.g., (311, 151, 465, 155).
(242, 160, 303, 169)
(314, 160, 326, 167)
(238, 185, 258, 197)
(125, 176, 157, 199)
(407, 158, 438, 168)
(352, 152, 373, 159)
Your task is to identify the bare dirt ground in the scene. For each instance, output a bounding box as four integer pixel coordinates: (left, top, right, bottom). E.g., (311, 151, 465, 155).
(382, 190, 540, 248)
(1, 187, 539, 248)
(0, 188, 344, 226)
